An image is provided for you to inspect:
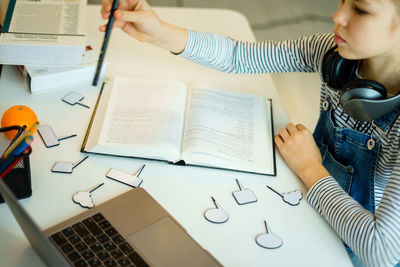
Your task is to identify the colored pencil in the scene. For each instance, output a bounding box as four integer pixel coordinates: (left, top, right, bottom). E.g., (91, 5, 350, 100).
(2, 122, 38, 159)
(0, 145, 30, 177)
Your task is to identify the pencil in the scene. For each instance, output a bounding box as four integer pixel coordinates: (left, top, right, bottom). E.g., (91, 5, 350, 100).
(92, 0, 119, 86)
(11, 136, 33, 157)
(0, 136, 33, 173)
(2, 122, 38, 159)
(0, 157, 23, 178)
(0, 146, 30, 178)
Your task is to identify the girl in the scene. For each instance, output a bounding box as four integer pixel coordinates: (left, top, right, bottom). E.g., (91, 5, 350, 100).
(100, 0, 400, 266)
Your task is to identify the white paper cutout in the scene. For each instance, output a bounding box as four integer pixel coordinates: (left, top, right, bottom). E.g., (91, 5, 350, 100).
(283, 190, 303, 206)
(204, 196, 229, 224)
(106, 164, 145, 188)
(52, 156, 89, 174)
(37, 125, 77, 148)
(72, 183, 104, 209)
(266, 186, 303, 206)
(255, 220, 283, 249)
(52, 162, 73, 173)
(62, 91, 90, 109)
(232, 179, 257, 205)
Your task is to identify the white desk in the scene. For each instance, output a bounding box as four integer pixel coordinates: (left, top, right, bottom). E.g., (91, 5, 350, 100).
(0, 6, 352, 267)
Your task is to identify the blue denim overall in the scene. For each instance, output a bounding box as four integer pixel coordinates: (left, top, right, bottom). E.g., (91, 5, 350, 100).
(312, 97, 400, 267)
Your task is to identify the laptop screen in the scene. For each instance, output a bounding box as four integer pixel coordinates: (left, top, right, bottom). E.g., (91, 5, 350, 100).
(0, 179, 70, 266)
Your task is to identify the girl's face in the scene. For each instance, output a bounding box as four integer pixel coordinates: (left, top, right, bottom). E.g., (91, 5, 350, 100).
(333, 0, 400, 59)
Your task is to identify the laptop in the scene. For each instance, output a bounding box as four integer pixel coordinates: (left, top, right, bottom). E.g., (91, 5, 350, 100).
(0, 179, 221, 267)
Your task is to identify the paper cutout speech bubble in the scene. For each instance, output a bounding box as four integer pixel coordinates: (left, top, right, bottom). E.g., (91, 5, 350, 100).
(255, 220, 283, 249)
(106, 164, 145, 188)
(204, 196, 229, 224)
(62, 91, 90, 109)
(38, 125, 77, 148)
(266, 186, 303, 206)
(283, 190, 303, 206)
(232, 179, 257, 205)
(72, 183, 104, 209)
(73, 191, 95, 209)
(52, 156, 89, 174)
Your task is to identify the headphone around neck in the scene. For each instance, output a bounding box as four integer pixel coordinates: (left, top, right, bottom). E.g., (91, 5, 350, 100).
(321, 46, 400, 122)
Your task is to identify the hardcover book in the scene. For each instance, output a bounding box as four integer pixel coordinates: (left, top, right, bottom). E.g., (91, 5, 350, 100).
(17, 41, 108, 94)
(81, 76, 276, 175)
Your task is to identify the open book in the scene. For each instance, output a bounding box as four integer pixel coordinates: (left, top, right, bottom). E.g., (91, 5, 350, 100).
(82, 76, 276, 175)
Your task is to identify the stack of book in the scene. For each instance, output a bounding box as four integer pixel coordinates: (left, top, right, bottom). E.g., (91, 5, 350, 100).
(1, 0, 105, 94)
(0, 0, 86, 65)
(17, 41, 108, 94)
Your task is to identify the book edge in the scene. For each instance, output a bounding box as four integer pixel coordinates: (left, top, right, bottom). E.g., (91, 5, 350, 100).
(80, 82, 106, 153)
(268, 98, 277, 176)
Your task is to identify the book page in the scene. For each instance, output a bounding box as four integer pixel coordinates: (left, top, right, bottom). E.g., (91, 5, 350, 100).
(182, 85, 274, 174)
(91, 77, 187, 161)
(7, 0, 85, 35)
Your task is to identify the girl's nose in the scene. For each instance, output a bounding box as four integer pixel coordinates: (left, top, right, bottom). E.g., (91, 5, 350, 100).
(332, 2, 348, 27)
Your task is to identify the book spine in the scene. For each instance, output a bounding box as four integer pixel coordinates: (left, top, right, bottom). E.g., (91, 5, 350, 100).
(15, 65, 32, 92)
(2, 0, 16, 33)
(24, 68, 32, 93)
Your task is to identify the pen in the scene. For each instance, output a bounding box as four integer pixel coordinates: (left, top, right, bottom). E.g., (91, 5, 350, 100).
(92, 0, 119, 86)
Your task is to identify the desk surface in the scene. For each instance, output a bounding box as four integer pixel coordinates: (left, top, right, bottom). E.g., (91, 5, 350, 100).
(0, 5, 352, 267)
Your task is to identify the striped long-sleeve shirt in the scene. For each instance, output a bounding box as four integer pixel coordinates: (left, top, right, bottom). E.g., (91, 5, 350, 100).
(179, 31, 400, 267)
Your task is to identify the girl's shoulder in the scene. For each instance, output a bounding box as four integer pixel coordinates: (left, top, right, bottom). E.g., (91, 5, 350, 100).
(305, 33, 335, 72)
(292, 32, 335, 74)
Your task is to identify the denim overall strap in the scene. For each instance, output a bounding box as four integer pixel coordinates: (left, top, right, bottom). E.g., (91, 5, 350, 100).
(313, 99, 380, 213)
(372, 107, 400, 136)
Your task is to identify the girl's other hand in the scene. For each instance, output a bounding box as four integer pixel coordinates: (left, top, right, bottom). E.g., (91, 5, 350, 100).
(275, 123, 330, 189)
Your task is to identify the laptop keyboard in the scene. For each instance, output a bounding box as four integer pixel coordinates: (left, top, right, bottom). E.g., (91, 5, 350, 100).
(49, 212, 149, 267)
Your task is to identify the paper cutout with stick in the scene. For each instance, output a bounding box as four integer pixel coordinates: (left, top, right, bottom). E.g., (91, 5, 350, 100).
(72, 183, 104, 209)
(204, 196, 229, 224)
(255, 220, 283, 249)
(52, 156, 89, 174)
(232, 179, 257, 205)
(106, 164, 145, 188)
(62, 91, 90, 109)
(266, 186, 303, 206)
(38, 125, 77, 148)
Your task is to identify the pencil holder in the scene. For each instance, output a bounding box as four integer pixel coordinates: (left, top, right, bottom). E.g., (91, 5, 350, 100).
(0, 126, 32, 203)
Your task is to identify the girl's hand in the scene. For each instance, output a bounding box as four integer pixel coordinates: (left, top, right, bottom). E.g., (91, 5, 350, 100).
(100, 0, 188, 54)
(274, 123, 330, 188)
(100, 0, 161, 43)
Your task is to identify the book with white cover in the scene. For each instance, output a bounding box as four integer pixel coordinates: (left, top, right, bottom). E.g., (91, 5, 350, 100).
(19, 42, 108, 94)
(82, 76, 276, 175)
(0, 0, 86, 65)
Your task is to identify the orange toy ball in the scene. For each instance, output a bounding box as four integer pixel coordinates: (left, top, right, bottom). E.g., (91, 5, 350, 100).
(1, 105, 38, 140)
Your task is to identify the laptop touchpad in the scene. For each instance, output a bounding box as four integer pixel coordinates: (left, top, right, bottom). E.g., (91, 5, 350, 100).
(127, 217, 219, 267)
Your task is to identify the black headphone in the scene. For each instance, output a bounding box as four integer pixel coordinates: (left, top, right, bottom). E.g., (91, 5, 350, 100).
(321, 46, 400, 121)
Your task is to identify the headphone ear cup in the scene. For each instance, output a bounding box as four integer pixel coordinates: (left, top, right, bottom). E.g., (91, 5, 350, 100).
(340, 79, 387, 103)
(321, 47, 336, 87)
(322, 46, 359, 89)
